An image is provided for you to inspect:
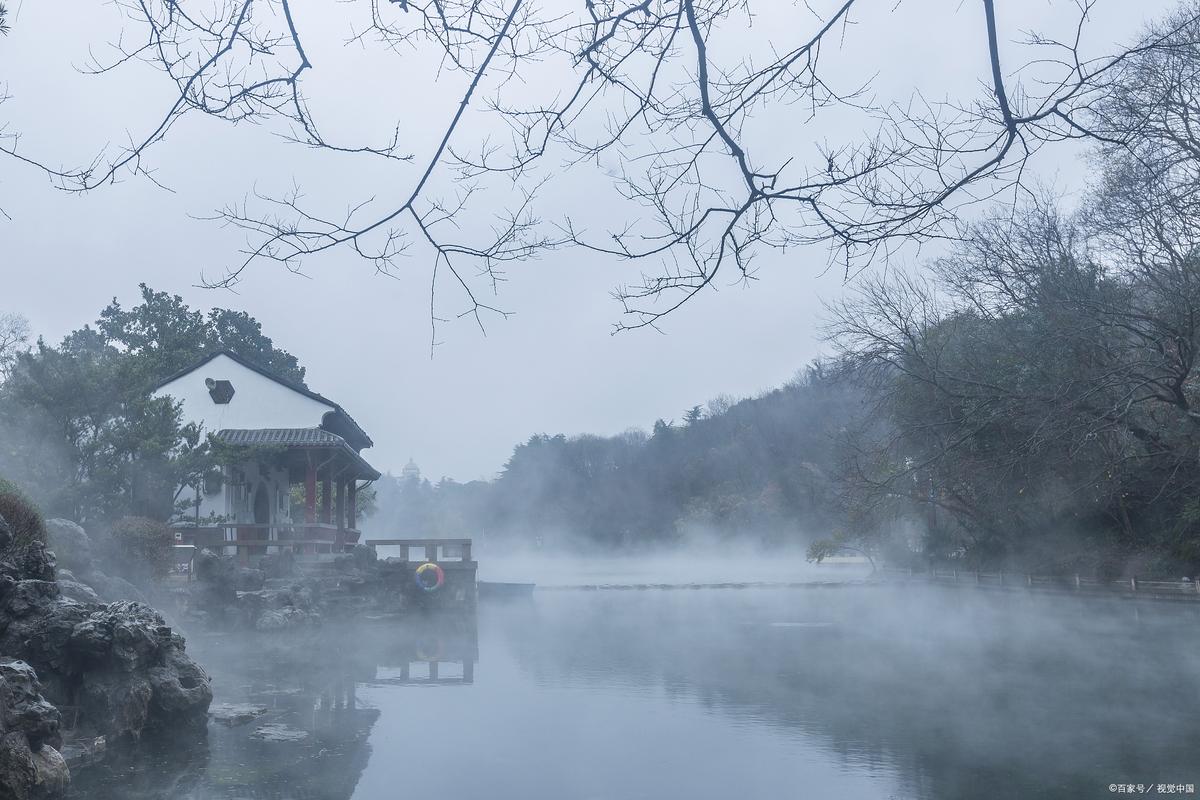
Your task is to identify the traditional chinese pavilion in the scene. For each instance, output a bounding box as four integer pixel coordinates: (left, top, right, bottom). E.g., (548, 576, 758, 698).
(152, 350, 381, 553)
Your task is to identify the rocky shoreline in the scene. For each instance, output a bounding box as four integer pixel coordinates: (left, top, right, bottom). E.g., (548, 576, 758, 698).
(175, 542, 468, 632)
(0, 508, 472, 798)
(0, 514, 213, 799)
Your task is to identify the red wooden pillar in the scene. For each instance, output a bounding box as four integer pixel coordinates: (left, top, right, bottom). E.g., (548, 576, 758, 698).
(321, 472, 332, 525)
(334, 478, 346, 552)
(347, 481, 358, 531)
(304, 459, 317, 524)
(303, 458, 318, 555)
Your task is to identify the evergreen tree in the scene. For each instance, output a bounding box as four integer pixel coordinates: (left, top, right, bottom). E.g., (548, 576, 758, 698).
(0, 286, 304, 523)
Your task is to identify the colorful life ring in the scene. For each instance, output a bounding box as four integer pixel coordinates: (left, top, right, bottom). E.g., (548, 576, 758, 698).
(414, 562, 445, 592)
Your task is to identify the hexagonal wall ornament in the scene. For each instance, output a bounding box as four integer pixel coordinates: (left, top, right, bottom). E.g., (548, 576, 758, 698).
(205, 378, 236, 404)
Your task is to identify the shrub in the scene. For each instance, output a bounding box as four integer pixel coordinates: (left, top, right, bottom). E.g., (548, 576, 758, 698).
(107, 516, 175, 579)
(0, 477, 46, 549)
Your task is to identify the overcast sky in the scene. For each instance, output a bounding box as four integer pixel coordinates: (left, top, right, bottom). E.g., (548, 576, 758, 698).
(0, 0, 1179, 481)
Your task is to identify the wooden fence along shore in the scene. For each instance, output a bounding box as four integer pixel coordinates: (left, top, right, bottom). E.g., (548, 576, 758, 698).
(882, 566, 1200, 602)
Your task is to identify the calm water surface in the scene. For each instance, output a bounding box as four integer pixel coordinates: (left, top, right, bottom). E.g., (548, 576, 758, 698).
(69, 581, 1200, 799)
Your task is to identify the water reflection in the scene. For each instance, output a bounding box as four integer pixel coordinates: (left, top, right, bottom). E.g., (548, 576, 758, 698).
(489, 586, 1200, 800)
(69, 586, 1200, 800)
(69, 615, 478, 800)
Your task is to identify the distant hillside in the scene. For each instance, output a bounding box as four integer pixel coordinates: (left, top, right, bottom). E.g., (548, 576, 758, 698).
(366, 364, 871, 548)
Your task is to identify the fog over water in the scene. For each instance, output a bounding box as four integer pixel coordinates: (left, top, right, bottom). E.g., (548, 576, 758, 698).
(68, 570, 1200, 800)
(474, 550, 849, 586)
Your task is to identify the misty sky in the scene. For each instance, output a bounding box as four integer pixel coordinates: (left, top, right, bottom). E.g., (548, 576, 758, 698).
(0, 0, 1178, 481)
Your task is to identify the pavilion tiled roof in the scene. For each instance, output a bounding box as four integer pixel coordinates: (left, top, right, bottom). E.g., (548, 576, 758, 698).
(215, 428, 381, 480)
(216, 427, 344, 447)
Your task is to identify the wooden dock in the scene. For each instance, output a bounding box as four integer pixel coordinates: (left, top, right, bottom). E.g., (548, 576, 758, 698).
(365, 538, 478, 610)
(171, 531, 479, 610)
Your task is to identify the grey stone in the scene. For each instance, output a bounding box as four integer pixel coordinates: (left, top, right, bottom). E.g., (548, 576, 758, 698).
(56, 580, 100, 605)
(255, 607, 318, 631)
(31, 744, 69, 796)
(42, 520, 91, 575)
(0, 659, 67, 799)
(0, 517, 210, 755)
(81, 570, 147, 604)
(250, 722, 309, 742)
(6, 581, 61, 618)
(0, 731, 39, 799)
(0, 596, 211, 741)
(0, 659, 61, 750)
(209, 703, 269, 727)
(1, 541, 56, 584)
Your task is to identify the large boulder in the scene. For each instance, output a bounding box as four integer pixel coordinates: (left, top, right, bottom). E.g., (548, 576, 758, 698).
(257, 550, 296, 579)
(53, 602, 213, 739)
(0, 539, 56, 584)
(31, 746, 69, 796)
(236, 583, 320, 630)
(42, 521, 91, 575)
(80, 570, 146, 605)
(0, 660, 61, 750)
(0, 658, 68, 799)
(55, 580, 100, 606)
(0, 527, 212, 743)
(193, 549, 236, 603)
(254, 607, 316, 631)
(194, 551, 263, 591)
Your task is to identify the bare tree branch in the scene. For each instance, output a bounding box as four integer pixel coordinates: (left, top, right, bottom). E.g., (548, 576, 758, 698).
(4, 0, 1200, 335)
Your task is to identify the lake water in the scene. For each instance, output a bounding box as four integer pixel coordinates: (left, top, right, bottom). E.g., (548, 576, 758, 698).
(69, 579, 1200, 799)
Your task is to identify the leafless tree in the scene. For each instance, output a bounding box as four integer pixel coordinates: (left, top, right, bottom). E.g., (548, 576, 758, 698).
(826, 171, 1200, 558)
(4, 0, 1200, 337)
(0, 312, 29, 379)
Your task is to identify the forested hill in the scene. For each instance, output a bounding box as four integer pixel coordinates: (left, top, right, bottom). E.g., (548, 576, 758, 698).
(368, 364, 870, 549)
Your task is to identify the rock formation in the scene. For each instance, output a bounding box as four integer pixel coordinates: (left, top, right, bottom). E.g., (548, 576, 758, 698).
(183, 544, 421, 631)
(0, 511, 214, 796)
(44, 519, 145, 604)
(0, 657, 69, 800)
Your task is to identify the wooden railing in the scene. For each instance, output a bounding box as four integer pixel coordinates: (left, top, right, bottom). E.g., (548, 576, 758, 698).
(882, 566, 1200, 600)
(171, 529, 476, 575)
(172, 524, 363, 563)
(364, 538, 473, 564)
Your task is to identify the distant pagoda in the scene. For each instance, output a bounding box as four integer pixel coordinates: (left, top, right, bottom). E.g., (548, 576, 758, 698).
(401, 458, 421, 483)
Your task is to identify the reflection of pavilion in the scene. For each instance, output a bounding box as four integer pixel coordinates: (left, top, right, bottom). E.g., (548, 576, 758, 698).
(370, 615, 479, 686)
(70, 616, 479, 799)
(377, 659, 475, 685)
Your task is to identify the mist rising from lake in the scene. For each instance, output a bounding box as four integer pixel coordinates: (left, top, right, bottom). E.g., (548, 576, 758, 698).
(68, 575, 1200, 800)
